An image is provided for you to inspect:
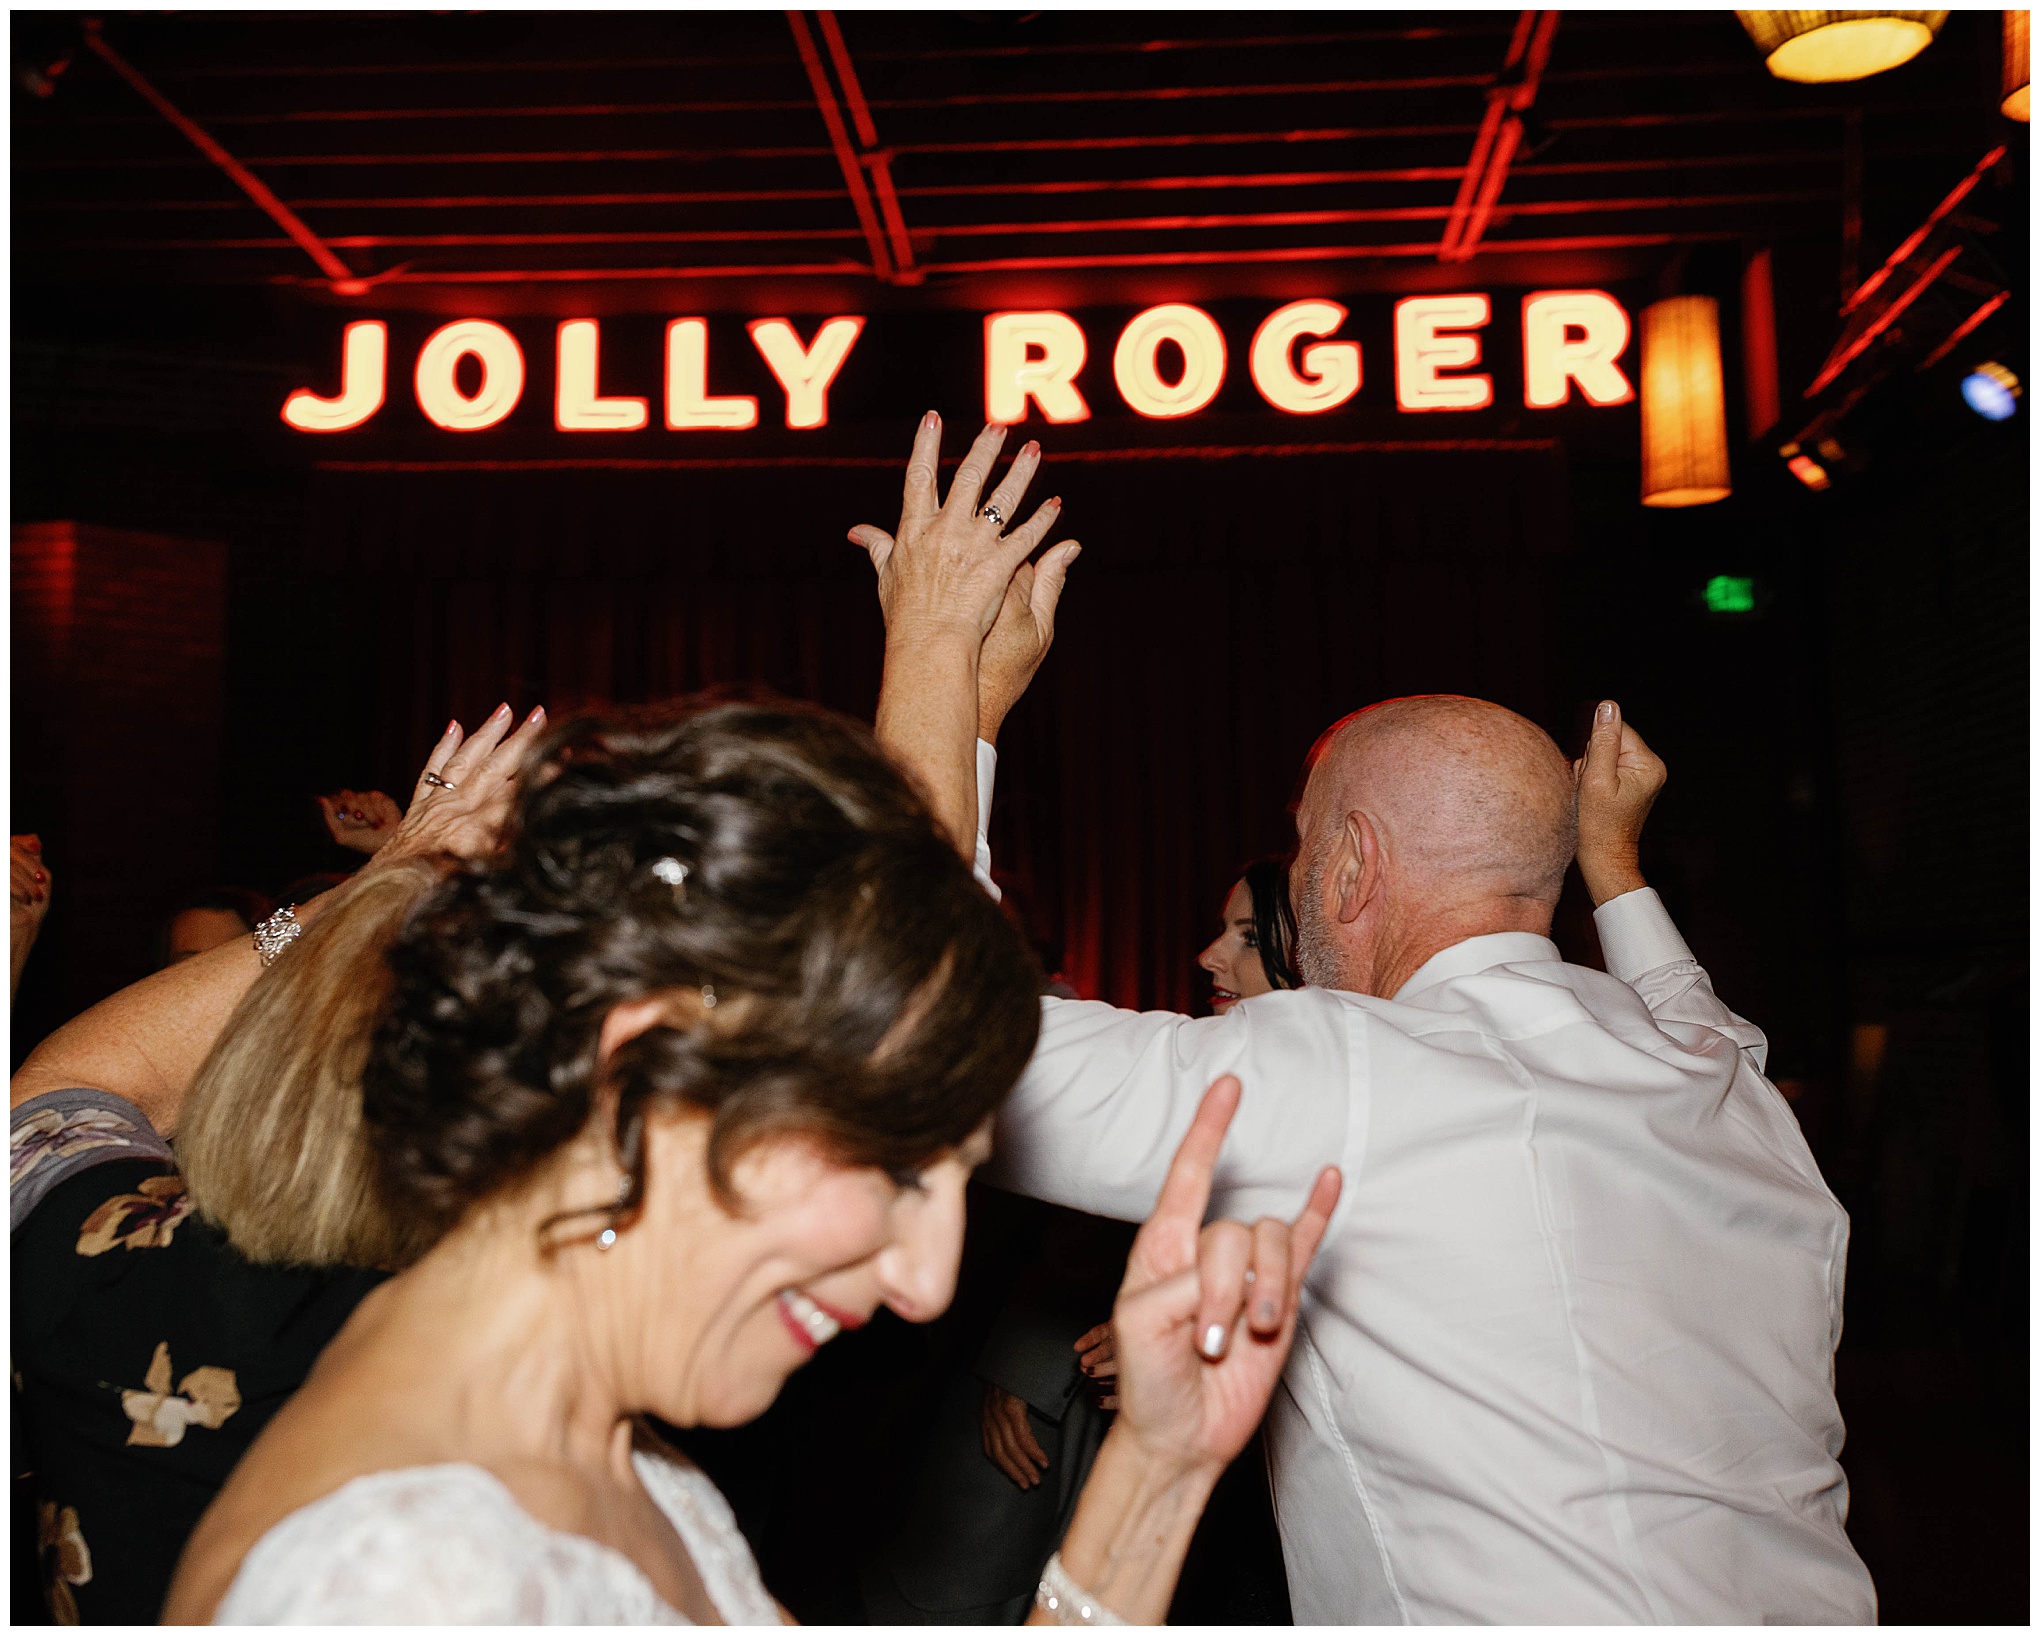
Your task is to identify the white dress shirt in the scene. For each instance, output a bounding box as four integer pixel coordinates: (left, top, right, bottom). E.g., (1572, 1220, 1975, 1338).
(973, 748, 1874, 1624)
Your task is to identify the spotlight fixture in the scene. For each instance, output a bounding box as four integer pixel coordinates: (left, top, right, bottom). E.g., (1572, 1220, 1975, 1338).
(1960, 360, 2021, 421)
(1736, 10, 1947, 84)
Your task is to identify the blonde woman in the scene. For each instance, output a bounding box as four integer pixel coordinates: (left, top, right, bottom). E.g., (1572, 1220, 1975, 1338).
(10, 704, 544, 1623)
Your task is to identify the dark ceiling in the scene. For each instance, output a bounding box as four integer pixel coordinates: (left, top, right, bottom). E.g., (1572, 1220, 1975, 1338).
(11, 9, 2018, 319)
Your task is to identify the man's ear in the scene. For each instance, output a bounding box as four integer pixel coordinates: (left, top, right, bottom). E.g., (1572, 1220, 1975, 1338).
(1334, 811, 1382, 927)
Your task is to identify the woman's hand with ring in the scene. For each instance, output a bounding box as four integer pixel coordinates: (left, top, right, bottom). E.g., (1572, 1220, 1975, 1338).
(849, 413, 1074, 647)
(369, 703, 549, 871)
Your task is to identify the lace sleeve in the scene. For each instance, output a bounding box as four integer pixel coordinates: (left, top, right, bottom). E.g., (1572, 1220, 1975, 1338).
(215, 1465, 687, 1625)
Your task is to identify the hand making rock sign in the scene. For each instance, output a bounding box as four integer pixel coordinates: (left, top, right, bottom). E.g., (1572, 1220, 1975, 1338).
(1028, 1076, 1341, 1625)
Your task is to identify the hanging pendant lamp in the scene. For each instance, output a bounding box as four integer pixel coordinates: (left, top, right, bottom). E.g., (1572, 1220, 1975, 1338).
(2004, 10, 2029, 120)
(1640, 297, 1732, 509)
(1736, 10, 1948, 83)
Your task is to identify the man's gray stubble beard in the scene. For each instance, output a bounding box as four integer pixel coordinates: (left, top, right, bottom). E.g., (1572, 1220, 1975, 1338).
(1293, 846, 1343, 990)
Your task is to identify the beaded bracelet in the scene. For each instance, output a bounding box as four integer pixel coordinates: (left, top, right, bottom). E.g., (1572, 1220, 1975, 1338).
(252, 905, 303, 968)
(1035, 1552, 1127, 1626)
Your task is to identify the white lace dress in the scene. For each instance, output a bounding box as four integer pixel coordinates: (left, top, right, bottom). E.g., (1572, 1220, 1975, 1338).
(213, 1449, 782, 1624)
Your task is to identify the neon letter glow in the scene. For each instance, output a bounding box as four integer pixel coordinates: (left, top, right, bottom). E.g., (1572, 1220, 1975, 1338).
(283, 321, 387, 432)
(984, 311, 1091, 425)
(665, 319, 758, 430)
(555, 320, 648, 431)
(1394, 295, 1493, 412)
(747, 316, 864, 429)
(1521, 291, 1634, 408)
(1248, 301, 1361, 414)
(414, 319, 525, 431)
(1111, 304, 1227, 420)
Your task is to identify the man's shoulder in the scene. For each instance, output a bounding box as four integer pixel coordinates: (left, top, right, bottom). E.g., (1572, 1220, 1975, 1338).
(1348, 957, 1658, 1049)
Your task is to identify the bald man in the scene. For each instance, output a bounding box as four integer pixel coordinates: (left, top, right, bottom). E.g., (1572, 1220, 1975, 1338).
(858, 422, 1871, 1624)
(968, 698, 1874, 1624)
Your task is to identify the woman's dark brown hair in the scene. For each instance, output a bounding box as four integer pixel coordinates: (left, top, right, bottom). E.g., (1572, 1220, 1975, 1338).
(1240, 856, 1301, 991)
(362, 698, 1041, 1262)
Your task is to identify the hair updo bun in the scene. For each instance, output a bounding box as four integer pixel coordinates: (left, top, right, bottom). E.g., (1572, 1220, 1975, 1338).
(362, 698, 1040, 1260)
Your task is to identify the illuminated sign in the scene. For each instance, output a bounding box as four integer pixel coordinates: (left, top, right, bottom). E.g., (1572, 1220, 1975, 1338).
(1394, 295, 1493, 412)
(1111, 303, 1228, 420)
(1520, 291, 1634, 409)
(284, 293, 1637, 434)
(415, 319, 524, 431)
(985, 311, 1090, 425)
(1249, 301, 1362, 414)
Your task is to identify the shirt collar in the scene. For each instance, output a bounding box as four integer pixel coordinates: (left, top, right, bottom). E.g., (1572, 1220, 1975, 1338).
(1392, 932, 1563, 1004)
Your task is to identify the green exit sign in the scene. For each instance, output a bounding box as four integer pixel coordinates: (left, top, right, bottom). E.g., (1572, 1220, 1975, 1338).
(1704, 575, 1756, 613)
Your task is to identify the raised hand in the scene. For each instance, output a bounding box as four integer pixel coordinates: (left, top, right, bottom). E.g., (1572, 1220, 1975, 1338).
(317, 789, 403, 855)
(977, 543, 1081, 744)
(1109, 1076, 1341, 1478)
(1573, 699, 1668, 906)
(849, 413, 1074, 646)
(368, 704, 548, 872)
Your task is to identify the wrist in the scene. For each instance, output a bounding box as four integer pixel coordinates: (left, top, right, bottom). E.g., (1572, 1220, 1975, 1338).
(885, 614, 986, 653)
(1054, 1424, 1221, 1624)
(1580, 845, 1646, 907)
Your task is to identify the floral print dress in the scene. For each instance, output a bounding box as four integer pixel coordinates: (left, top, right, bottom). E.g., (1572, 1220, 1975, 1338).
(11, 1089, 385, 1623)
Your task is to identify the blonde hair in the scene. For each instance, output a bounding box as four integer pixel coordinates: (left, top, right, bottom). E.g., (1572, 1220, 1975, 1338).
(178, 860, 438, 1268)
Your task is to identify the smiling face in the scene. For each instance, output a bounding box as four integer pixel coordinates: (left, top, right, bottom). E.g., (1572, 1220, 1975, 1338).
(1197, 878, 1274, 1014)
(611, 1108, 994, 1429)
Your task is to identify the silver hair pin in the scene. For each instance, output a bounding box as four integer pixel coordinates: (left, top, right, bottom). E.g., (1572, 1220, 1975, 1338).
(649, 856, 689, 892)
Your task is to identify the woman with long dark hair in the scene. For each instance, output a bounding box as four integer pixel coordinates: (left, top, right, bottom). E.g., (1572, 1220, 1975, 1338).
(1197, 856, 1302, 1013)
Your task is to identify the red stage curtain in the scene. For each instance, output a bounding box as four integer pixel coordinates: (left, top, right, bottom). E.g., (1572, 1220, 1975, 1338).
(309, 446, 1567, 1013)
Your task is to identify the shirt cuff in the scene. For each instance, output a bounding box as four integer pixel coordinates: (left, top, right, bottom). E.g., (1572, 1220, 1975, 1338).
(973, 738, 1001, 902)
(1592, 887, 1695, 981)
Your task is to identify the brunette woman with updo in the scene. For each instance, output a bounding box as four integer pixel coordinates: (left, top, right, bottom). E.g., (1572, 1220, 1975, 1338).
(153, 431, 1340, 1625)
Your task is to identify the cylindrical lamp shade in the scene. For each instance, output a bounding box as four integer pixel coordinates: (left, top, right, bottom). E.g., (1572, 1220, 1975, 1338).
(2004, 10, 2029, 120)
(1736, 10, 1948, 82)
(1640, 296, 1732, 509)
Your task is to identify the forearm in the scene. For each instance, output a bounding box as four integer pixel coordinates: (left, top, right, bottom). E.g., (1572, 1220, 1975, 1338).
(1028, 1425, 1219, 1625)
(874, 623, 982, 859)
(10, 892, 333, 1133)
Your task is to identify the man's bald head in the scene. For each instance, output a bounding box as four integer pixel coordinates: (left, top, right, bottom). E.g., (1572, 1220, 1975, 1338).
(1292, 696, 1577, 993)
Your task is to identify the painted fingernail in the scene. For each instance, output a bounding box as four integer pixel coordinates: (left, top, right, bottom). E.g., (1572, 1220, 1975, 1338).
(1200, 1323, 1228, 1360)
(1597, 700, 1615, 724)
(494, 702, 512, 720)
(1024, 440, 1040, 456)
(526, 706, 545, 725)
(922, 410, 938, 429)
(445, 719, 461, 736)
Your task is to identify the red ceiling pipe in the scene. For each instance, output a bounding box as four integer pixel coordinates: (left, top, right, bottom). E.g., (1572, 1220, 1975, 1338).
(80, 19, 368, 293)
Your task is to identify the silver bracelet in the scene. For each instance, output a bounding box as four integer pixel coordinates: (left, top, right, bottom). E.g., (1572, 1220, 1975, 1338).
(252, 905, 303, 968)
(1035, 1551, 1127, 1626)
